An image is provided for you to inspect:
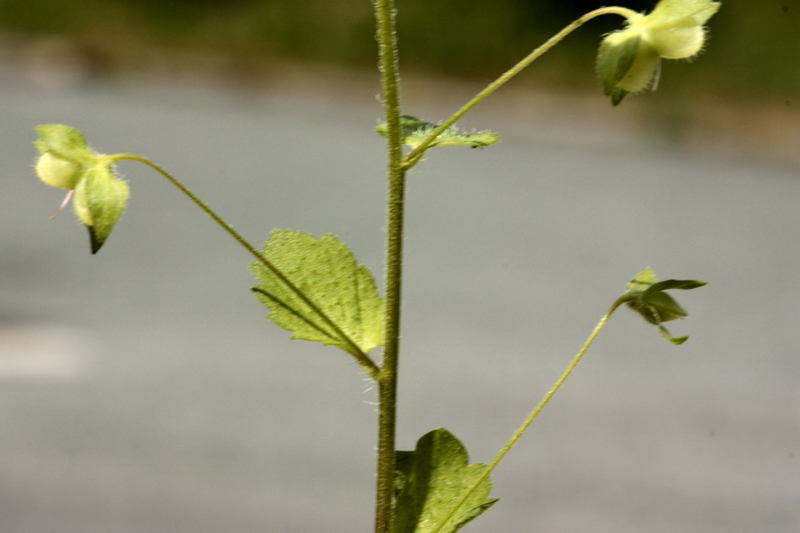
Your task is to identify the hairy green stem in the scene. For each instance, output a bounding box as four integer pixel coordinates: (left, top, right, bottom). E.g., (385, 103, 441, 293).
(112, 153, 381, 380)
(402, 6, 639, 168)
(429, 296, 628, 533)
(374, 0, 405, 531)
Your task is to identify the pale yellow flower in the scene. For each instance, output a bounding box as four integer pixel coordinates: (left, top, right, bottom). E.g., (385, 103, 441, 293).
(597, 0, 721, 105)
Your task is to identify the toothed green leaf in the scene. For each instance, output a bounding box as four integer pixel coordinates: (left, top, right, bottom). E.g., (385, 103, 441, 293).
(376, 115, 500, 150)
(251, 230, 384, 356)
(393, 428, 498, 533)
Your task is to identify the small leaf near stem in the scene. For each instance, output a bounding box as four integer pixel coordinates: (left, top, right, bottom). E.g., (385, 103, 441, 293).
(376, 115, 499, 150)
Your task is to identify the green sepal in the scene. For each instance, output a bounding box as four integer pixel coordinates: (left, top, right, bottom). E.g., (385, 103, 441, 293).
(251, 230, 385, 357)
(393, 428, 498, 533)
(658, 325, 688, 345)
(376, 115, 500, 150)
(632, 290, 688, 324)
(35, 124, 95, 165)
(596, 32, 661, 106)
(73, 164, 130, 254)
(623, 267, 706, 344)
(648, 0, 721, 27)
(595, 0, 719, 106)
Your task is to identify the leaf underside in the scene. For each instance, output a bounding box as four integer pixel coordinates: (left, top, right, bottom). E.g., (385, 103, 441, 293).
(251, 230, 385, 356)
(377, 115, 500, 150)
(393, 428, 498, 533)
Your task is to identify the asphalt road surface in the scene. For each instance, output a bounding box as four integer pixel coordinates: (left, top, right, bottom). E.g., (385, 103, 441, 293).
(1, 72, 798, 533)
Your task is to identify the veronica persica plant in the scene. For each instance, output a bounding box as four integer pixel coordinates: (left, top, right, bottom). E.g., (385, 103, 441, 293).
(31, 1, 716, 532)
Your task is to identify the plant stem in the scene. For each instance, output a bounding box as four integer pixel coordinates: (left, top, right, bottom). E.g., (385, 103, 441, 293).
(429, 296, 628, 533)
(374, 0, 405, 531)
(401, 6, 639, 168)
(111, 153, 381, 380)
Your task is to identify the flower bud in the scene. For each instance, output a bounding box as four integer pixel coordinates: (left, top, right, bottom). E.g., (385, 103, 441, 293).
(35, 152, 84, 189)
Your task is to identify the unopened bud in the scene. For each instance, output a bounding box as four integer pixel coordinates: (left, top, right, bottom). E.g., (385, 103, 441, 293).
(36, 152, 84, 189)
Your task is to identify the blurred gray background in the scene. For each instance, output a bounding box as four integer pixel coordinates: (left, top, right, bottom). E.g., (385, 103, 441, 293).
(1, 1, 799, 532)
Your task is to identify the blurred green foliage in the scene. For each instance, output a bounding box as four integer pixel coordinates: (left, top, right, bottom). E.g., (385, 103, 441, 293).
(0, 0, 796, 98)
